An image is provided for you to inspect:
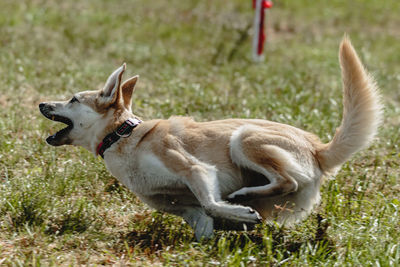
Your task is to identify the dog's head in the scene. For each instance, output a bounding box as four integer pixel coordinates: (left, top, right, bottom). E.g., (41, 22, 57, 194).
(39, 64, 139, 152)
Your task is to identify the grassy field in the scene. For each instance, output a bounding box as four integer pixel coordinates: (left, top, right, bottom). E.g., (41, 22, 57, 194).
(1, 0, 399, 265)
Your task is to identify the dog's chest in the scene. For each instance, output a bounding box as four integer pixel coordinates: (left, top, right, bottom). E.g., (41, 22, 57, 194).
(104, 151, 187, 196)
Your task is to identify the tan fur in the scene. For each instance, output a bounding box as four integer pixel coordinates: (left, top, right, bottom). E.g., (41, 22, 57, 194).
(317, 36, 383, 171)
(121, 76, 139, 110)
(39, 37, 383, 240)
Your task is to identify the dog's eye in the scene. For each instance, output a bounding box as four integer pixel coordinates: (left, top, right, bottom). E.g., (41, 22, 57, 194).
(70, 96, 79, 103)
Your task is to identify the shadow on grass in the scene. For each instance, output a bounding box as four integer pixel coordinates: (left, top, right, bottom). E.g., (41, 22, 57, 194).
(206, 214, 336, 263)
(121, 212, 195, 254)
(2, 190, 46, 230)
(44, 200, 96, 236)
(119, 212, 335, 261)
(45, 212, 93, 236)
(221, 214, 333, 254)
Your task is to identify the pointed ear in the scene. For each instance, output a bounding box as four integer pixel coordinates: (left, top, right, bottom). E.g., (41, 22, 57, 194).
(100, 63, 126, 105)
(121, 75, 139, 110)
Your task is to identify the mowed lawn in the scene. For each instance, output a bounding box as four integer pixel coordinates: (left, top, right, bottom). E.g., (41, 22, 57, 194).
(0, 0, 399, 265)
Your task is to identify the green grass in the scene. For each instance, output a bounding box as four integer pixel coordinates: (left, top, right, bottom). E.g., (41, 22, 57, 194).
(1, 0, 399, 265)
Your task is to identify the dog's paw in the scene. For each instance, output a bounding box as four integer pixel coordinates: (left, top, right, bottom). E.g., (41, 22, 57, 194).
(205, 201, 262, 225)
(244, 207, 263, 224)
(230, 205, 262, 224)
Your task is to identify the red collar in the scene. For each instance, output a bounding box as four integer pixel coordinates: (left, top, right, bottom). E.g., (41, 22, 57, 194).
(96, 118, 142, 158)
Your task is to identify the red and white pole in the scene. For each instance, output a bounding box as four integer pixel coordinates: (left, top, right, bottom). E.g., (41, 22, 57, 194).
(252, 0, 273, 61)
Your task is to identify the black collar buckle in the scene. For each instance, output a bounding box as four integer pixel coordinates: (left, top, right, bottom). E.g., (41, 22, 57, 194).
(97, 118, 142, 158)
(116, 118, 141, 137)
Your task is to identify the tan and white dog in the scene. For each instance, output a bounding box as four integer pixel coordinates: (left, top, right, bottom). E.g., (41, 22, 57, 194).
(39, 37, 382, 240)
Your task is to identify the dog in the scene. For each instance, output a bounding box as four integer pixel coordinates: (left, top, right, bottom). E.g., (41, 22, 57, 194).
(39, 37, 382, 240)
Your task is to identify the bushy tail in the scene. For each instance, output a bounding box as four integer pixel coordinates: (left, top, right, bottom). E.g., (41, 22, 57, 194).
(317, 36, 383, 172)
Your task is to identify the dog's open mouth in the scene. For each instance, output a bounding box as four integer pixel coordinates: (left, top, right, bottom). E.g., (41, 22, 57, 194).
(40, 108, 73, 146)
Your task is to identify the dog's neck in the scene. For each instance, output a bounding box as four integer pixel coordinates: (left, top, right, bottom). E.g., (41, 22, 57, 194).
(95, 118, 142, 158)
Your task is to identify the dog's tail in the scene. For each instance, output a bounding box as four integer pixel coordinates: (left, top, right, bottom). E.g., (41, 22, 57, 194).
(316, 36, 383, 172)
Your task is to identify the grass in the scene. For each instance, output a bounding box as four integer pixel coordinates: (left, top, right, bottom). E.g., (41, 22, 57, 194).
(1, 0, 399, 265)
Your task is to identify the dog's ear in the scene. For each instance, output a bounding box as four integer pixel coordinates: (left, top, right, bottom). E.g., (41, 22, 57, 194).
(120, 75, 139, 110)
(100, 63, 126, 105)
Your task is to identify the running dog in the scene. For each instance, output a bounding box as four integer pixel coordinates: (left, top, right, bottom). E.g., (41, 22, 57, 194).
(39, 37, 382, 240)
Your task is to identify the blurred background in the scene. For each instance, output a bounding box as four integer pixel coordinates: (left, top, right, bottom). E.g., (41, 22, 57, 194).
(0, 0, 399, 265)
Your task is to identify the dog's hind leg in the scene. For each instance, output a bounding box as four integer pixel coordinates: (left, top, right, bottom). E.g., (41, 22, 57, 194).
(227, 166, 298, 202)
(228, 128, 299, 202)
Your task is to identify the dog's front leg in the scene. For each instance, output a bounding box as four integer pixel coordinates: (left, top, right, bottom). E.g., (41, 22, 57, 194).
(183, 165, 262, 224)
(162, 147, 262, 225)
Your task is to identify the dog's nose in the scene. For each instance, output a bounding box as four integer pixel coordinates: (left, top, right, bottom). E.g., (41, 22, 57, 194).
(39, 103, 46, 109)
